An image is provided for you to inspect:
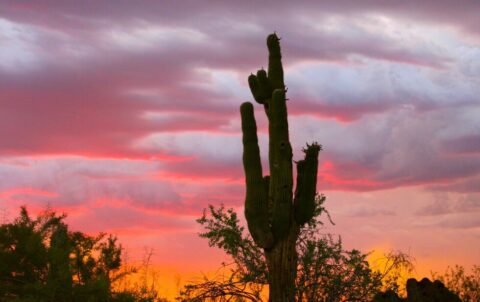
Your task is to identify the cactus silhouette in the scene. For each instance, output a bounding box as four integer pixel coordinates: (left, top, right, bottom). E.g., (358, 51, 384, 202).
(240, 33, 321, 302)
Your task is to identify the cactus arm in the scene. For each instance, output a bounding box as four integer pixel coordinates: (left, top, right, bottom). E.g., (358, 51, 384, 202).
(248, 69, 272, 104)
(294, 143, 321, 225)
(249, 69, 273, 118)
(293, 159, 305, 215)
(240, 102, 274, 249)
(256, 69, 272, 99)
(248, 74, 265, 104)
(267, 33, 284, 91)
(268, 89, 293, 239)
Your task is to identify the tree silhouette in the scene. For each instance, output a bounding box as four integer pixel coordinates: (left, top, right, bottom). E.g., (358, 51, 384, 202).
(46, 223, 73, 301)
(178, 203, 414, 302)
(432, 265, 480, 302)
(0, 206, 160, 302)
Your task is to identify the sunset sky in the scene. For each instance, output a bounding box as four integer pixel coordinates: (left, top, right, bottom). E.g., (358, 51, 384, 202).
(1, 1, 479, 298)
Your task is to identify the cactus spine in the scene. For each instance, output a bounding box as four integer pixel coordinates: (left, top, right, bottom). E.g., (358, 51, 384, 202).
(241, 33, 321, 302)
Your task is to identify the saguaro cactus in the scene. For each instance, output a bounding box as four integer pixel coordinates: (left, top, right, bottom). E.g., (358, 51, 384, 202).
(240, 33, 321, 302)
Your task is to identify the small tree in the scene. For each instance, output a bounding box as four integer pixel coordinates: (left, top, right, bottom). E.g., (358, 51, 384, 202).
(178, 202, 413, 302)
(46, 223, 73, 301)
(0, 207, 61, 300)
(0, 206, 162, 302)
(432, 265, 480, 302)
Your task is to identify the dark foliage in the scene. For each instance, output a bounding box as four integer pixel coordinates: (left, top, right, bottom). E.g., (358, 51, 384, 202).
(178, 199, 414, 302)
(0, 207, 161, 302)
(373, 278, 461, 302)
(431, 265, 480, 302)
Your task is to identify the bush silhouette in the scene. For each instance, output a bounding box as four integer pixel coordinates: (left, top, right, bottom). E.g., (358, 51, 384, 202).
(0, 207, 159, 302)
(374, 278, 461, 302)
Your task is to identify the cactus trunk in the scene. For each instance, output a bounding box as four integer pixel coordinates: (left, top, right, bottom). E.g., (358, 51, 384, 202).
(241, 33, 321, 302)
(265, 225, 299, 302)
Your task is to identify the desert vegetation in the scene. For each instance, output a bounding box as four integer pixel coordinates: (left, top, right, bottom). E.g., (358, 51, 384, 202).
(0, 207, 167, 302)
